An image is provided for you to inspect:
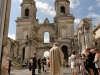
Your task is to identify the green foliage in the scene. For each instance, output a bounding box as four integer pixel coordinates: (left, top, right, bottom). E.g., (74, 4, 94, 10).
(13, 61, 21, 67)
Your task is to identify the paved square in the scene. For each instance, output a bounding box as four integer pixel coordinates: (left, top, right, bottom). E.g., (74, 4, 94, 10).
(10, 67, 71, 75)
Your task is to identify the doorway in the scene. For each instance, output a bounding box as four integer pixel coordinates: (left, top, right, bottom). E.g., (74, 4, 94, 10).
(61, 45, 68, 61)
(22, 47, 25, 61)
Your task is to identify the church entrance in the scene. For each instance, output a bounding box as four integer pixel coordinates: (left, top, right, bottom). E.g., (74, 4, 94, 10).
(44, 51, 49, 58)
(61, 45, 68, 61)
(22, 47, 25, 61)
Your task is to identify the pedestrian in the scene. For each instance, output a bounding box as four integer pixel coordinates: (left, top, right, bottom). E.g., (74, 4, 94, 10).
(70, 50, 77, 75)
(49, 42, 64, 75)
(79, 54, 85, 75)
(85, 48, 94, 75)
(6, 57, 9, 74)
(42, 57, 47, 72)
(37, 57, 41, 73)
(47, 58, 50, 71)
(6, 57, 12, 75)
(32, 53, 37, 75)
(29, 58, 32, 71)
(91, 49, 99, 75)
(68, 55, 72, 73)
(94, 48, 100, 75)
(76, 54, 81, 74)
(41, 58, 44, 72)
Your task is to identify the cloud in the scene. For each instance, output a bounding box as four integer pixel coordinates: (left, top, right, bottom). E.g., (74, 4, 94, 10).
(96, 0, 100, 6)
(88, 6, 93, 11)
(18, 0, 56, 17)
(19, 0, 22, 3)
(39, 20, 43, 23)
(74, 18, 81, 24)
(36, 1, 56, 17)
(12, 0, 17, 2)
(70, 0, 80, 9)
(87, 12, 100, 25)
(8, 34, 16, 40)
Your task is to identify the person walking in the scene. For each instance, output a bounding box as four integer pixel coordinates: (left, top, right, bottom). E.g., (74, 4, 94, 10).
(32, 53, 37, 75)
(49, 42, 64, 75)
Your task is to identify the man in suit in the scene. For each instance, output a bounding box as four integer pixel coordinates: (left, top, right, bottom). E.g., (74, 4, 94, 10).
(32, 53, 37, 75)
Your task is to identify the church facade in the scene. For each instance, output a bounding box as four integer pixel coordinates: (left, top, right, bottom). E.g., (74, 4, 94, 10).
(16, 0, 75, 62)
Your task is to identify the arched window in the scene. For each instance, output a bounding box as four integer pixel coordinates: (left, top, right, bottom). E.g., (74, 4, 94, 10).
(25, 8, 29, 16)
(44, 32, 50, 43)
(44, 51, 49, 57)
(60, 6, 65, 14)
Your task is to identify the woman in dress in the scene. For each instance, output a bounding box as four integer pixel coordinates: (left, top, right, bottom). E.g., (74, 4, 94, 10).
(80, 54, 85, 75)
(70, 50, 77, 75)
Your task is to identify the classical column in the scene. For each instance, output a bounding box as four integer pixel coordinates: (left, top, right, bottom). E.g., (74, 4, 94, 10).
(25, 46, 30, 61)
(0, 0, 11, 74)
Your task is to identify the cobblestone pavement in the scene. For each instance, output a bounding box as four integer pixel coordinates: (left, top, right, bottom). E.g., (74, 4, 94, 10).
(10, 67, 71, 75)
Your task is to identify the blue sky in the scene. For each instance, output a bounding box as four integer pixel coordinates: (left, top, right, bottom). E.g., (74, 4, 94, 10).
(8, 0, 100, 39)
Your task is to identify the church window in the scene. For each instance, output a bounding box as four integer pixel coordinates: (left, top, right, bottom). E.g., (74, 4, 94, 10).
(44, 32, 50, 43)
(60, 6, 65, 14)
(25, 8, 29, 16)
(95, 42, 97, 45)
(26, 35, 28, 39)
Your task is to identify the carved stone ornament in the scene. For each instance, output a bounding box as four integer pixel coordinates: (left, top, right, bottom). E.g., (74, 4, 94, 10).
(44, 18, 49, 24)
(84, 21, 90, 30)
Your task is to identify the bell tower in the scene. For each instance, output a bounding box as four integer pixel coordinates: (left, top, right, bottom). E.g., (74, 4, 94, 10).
(54, 0, 75, 57)
(16, 0, 38, 61)
(55, 0, 70, 17)
(21, 0, 37, 20)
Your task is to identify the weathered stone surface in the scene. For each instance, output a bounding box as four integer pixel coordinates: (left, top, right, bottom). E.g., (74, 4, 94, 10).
(74, 18, 95, 54)
(15, 0, 74, 62)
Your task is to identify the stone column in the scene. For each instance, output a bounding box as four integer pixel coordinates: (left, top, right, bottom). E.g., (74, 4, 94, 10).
(0, 0, 11, 75)
(25, 46, 30, 61)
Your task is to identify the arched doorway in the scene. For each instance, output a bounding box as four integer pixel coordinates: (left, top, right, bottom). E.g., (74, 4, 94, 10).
(22, 47, 25, 61)
(44, 51, 49, 58)
(61, 45, 68, 61)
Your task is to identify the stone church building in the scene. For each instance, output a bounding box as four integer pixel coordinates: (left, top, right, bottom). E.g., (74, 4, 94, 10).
(15, 0, 75, 62)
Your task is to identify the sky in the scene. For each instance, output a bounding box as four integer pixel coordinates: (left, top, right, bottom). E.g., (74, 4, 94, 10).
(8, 0, 100, 40)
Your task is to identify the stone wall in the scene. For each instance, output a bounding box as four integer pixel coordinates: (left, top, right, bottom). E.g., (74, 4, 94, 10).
(74, 18, 94, 54)
(93, 24, 100, 51)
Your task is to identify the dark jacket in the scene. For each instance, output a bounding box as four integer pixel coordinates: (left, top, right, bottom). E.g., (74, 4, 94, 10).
(32, 57, 37, 69)
(86, 52, 94, 68)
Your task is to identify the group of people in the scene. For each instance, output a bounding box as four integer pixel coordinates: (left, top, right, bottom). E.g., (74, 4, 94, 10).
(28, 42, 64, 75)
(28, 53, 50, 75)
(69, 48, 100, 75)
(6, 42, 100, 75)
